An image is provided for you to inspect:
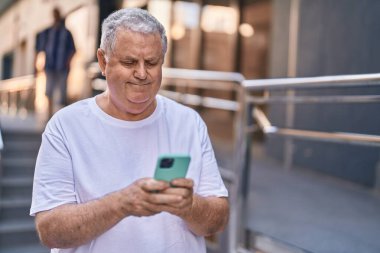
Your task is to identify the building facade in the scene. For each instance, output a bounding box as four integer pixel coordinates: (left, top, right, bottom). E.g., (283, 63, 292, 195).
(1, 0, 379, 186)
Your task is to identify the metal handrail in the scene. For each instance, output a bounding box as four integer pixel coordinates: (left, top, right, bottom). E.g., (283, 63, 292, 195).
(147, 68, 244, 253)
(163, 67, 245, 83)
(0, 75, 36, 116)
(0, 75, 35, 92)
(159, 90, 239, 111)
(248, 95, 380, 104)
(160, 70, 380, 253)
(91, 67, 380, 253)
(242, 73, 380, 147)
(236, 73, 380, 252)
(243, 72, 380, 90)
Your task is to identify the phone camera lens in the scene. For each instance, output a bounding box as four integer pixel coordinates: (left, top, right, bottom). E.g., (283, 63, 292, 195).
(160, 158, 174, 168)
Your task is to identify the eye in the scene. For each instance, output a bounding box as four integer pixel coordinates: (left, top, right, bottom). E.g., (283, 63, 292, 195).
(146, 61, 158, 67)
(121, 60, 135, 67)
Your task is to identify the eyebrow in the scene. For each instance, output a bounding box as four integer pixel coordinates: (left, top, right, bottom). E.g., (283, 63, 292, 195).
(121, 56, 136, 61)
(120, 56, 160, 62)
(145, 57, 160, 62)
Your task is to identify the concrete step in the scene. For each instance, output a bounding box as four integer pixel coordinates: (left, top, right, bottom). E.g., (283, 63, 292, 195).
(0, 127, 45, 251)
(0, 197, 31, 208)
(2, 131, 42, 143)
(1, 130, 41, 158)
(1, 157, 36, 177)
(2, 139, 41, 149)
(0, 244, 49, 253)
(1, 157, 36, 169)
(0, 176, 33, 199)
(2, 142, 40, 157)
(0, 197, 31, 221)
(1, 177, 34, 186)
(0, 218, 35, 233)
(0, 219, 40, 249)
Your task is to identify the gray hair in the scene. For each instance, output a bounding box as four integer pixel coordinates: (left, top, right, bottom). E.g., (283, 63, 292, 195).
(100, 8, 167, 57)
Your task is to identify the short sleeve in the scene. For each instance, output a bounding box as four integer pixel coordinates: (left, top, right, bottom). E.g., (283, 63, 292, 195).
(35, 29, 47, 52)
(196, 118, 228, 198)
(30, 128, 77, 216)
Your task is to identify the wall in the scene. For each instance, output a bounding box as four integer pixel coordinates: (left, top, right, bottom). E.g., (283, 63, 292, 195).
(293, 0, 380, 186)
(268, 0, 380, 187)
(269, 0, 291, 78)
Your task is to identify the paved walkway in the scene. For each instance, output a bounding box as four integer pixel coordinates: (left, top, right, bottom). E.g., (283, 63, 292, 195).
(247, 157, 380, 253)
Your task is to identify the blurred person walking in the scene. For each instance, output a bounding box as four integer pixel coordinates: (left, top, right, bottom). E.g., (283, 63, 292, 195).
(35, 7, 76, 118)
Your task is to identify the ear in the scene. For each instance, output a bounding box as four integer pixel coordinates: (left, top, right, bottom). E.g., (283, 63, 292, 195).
(97, 49, 107, 75)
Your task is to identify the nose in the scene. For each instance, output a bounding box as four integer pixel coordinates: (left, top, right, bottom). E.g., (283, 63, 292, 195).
(134, 63, 147, 80)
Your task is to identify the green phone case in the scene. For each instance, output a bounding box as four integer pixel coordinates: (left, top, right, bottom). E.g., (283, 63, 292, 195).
(154, 154, 191, 182)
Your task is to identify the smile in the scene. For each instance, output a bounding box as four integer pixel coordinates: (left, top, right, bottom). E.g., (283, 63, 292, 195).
(127, 82, 151, 86)
(127, 96, 150, 104)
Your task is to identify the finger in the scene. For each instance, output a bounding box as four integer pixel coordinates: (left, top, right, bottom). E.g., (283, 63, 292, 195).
(118, 186, 161, 217)
(139, 201, 162, 215)
(162, 187, 192, 198)
(147, 192, 183, 205)
(138, 178, 169, 192)
(170, 178, 194, 188)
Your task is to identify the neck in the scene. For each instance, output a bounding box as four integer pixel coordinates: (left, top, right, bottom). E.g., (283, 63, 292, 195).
(96, 91, 157, 121)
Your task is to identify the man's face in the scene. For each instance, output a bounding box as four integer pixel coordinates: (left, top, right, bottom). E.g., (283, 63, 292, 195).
(98, 29, 164, 120)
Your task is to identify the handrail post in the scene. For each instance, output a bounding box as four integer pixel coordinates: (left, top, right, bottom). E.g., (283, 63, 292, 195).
(229, 83, 250, 252)
(241, 102, 254, 249)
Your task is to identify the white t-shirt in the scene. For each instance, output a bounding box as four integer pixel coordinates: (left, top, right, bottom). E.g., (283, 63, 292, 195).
(31, 95, 228, 253)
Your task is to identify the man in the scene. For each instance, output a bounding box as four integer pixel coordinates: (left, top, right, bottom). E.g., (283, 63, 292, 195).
(35, 7, 76, 118)
(31, 8, 229, 253)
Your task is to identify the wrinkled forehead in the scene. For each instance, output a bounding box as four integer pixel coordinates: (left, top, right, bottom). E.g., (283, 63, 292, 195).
(115, 28, 163, 48)
(115, 26, 161, 39)
(112, 29, 164, 58)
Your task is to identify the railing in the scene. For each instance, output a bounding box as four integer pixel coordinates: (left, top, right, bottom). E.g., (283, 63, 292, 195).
(3, 68, 377, 252)
(160, 69, 380, 253)
(234, 73, 380, 253)
(80, 69, 380, 252)
(162, 69, 247, 253)
(0, 75, 36, 117)
(90, 68, 244, 252)
(161, 68, 244, 187)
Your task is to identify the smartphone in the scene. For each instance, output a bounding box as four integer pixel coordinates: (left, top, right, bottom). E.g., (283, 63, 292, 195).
(154, 154, 191, 182)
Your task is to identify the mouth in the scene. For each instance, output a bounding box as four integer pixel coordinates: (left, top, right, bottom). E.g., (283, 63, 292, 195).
(127, 96, 150, 104)
(126, 82, 151, 86)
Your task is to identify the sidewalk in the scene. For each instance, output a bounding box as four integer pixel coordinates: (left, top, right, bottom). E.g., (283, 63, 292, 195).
(247, 156, 380, 253)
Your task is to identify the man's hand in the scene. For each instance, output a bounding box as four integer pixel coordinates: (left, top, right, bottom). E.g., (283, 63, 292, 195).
(147, 178, 229, 237)
(116, 178, 188, 218)
(35, 177, 227, 248)
(34, 178, 188, 249)
(157, 178, 194, 218)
